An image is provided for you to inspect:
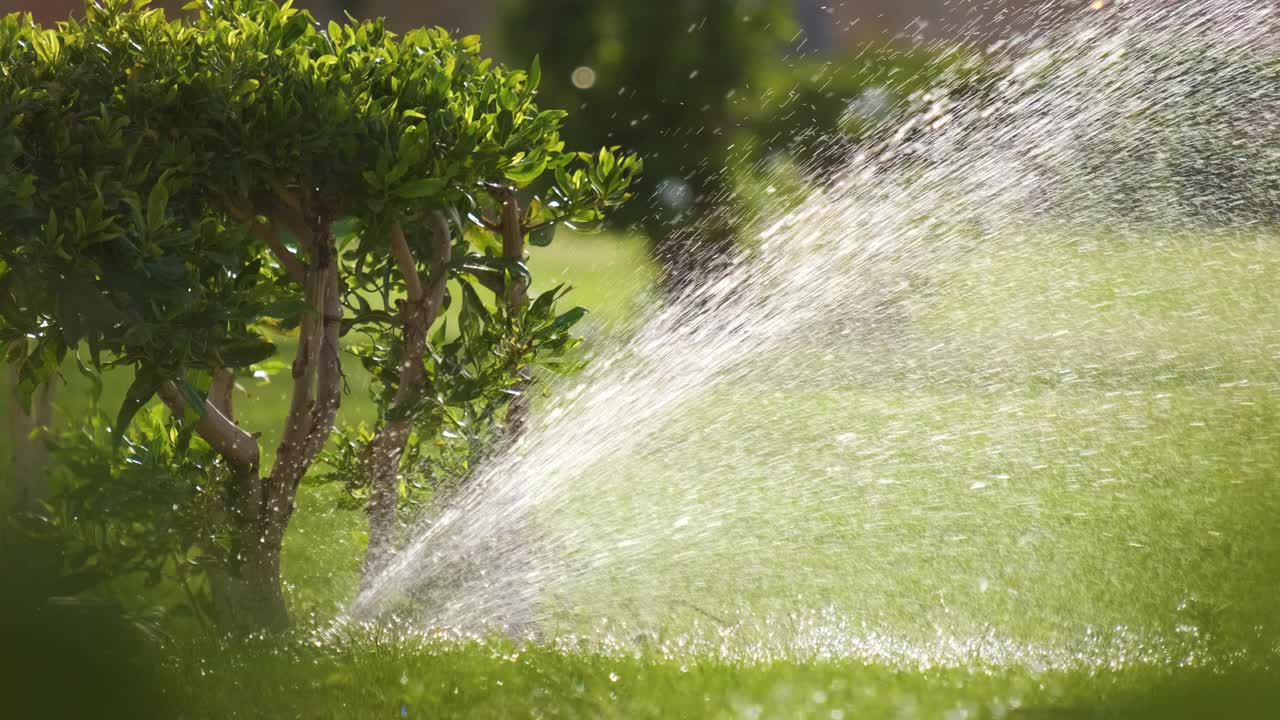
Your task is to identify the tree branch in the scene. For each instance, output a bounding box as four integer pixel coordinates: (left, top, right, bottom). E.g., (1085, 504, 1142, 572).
(262, 216, 343, 526)
(271, 183, 303, 216)
(390, 221, 424, 303)
(257, 221, 307, 284)
(362, 212, 453, 584)
(497, 191, 531, 441)
(302, 261, 342, 468)
(209, 368, 235, 419)
(384, 214, 452, 401)
(270, 200, 315, 255)
(499, 189, 528, 309)
(221, 194, 252, 223)
(158, 381, 259, 473)
(270, 266, 322, 482)
(424, 211, 452, 321)
(221, 196, 307, 284)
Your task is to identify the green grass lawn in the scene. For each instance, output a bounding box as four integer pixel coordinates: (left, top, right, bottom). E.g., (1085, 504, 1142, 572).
(165, 633, 1279, 719)
(7, 229, 1280, 718)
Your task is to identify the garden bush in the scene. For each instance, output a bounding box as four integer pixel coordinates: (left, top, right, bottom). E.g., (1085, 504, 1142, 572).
(0, 0, 638, 632)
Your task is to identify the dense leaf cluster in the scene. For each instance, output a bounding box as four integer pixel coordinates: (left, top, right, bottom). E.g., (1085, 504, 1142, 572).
(0, 0, 635, 424)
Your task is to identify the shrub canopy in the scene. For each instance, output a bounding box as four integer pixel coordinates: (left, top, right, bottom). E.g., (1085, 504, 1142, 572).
(0, 0, 637, 435)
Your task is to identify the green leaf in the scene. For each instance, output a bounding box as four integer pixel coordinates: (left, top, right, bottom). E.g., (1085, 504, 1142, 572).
(147, 179, 169, 231)
(546, 306, 588, 336)
(74, 350, 103, 402)
(233, 79, 260, 97)
(394, 177, 447, 199)
(457, 280, 487, 341)
(504, 156, 547, 185)
(429, 317, 448, 349)
(499, 87, 520, 113)
(0, 292, 28, 336)
(16, 337, 61, 410)
(114, 367, 162, 446)
(219, 336, 276, 367)
(528, 223, 556, 247)
(175, 376, 207, 418)
(506, 260, 532, 284)
(280, 12, 310, 45)
(529, 284, 563, 320)
(529, 54, 541, 91)
(598, 147, 616, 178)
(535, 358, 587, 375)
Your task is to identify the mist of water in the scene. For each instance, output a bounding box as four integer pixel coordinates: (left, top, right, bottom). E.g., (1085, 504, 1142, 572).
(354, 0, 1280, 669)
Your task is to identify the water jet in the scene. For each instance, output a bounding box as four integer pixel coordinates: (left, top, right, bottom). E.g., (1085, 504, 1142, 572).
(358, 0, 1280, 675)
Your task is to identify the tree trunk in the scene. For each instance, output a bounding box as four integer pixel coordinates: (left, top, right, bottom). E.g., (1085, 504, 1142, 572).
(155, 203, 343, 635)
(491, 194, 540, 635)
(363, 419, 412, 581)
(157, 371, 287, 634)
(500, 193, 531, 440)
(504, 370, 532, 440)
(362, 216, 451, 588)
(206, 527, 289, 634)
(7, 366, 56, 513)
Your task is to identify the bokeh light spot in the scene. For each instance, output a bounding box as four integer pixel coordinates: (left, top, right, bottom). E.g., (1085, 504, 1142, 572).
(571, 66, 597, 90)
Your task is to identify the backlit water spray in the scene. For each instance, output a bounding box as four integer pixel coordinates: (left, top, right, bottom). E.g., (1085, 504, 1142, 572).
(355, 0, 1280, 669)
